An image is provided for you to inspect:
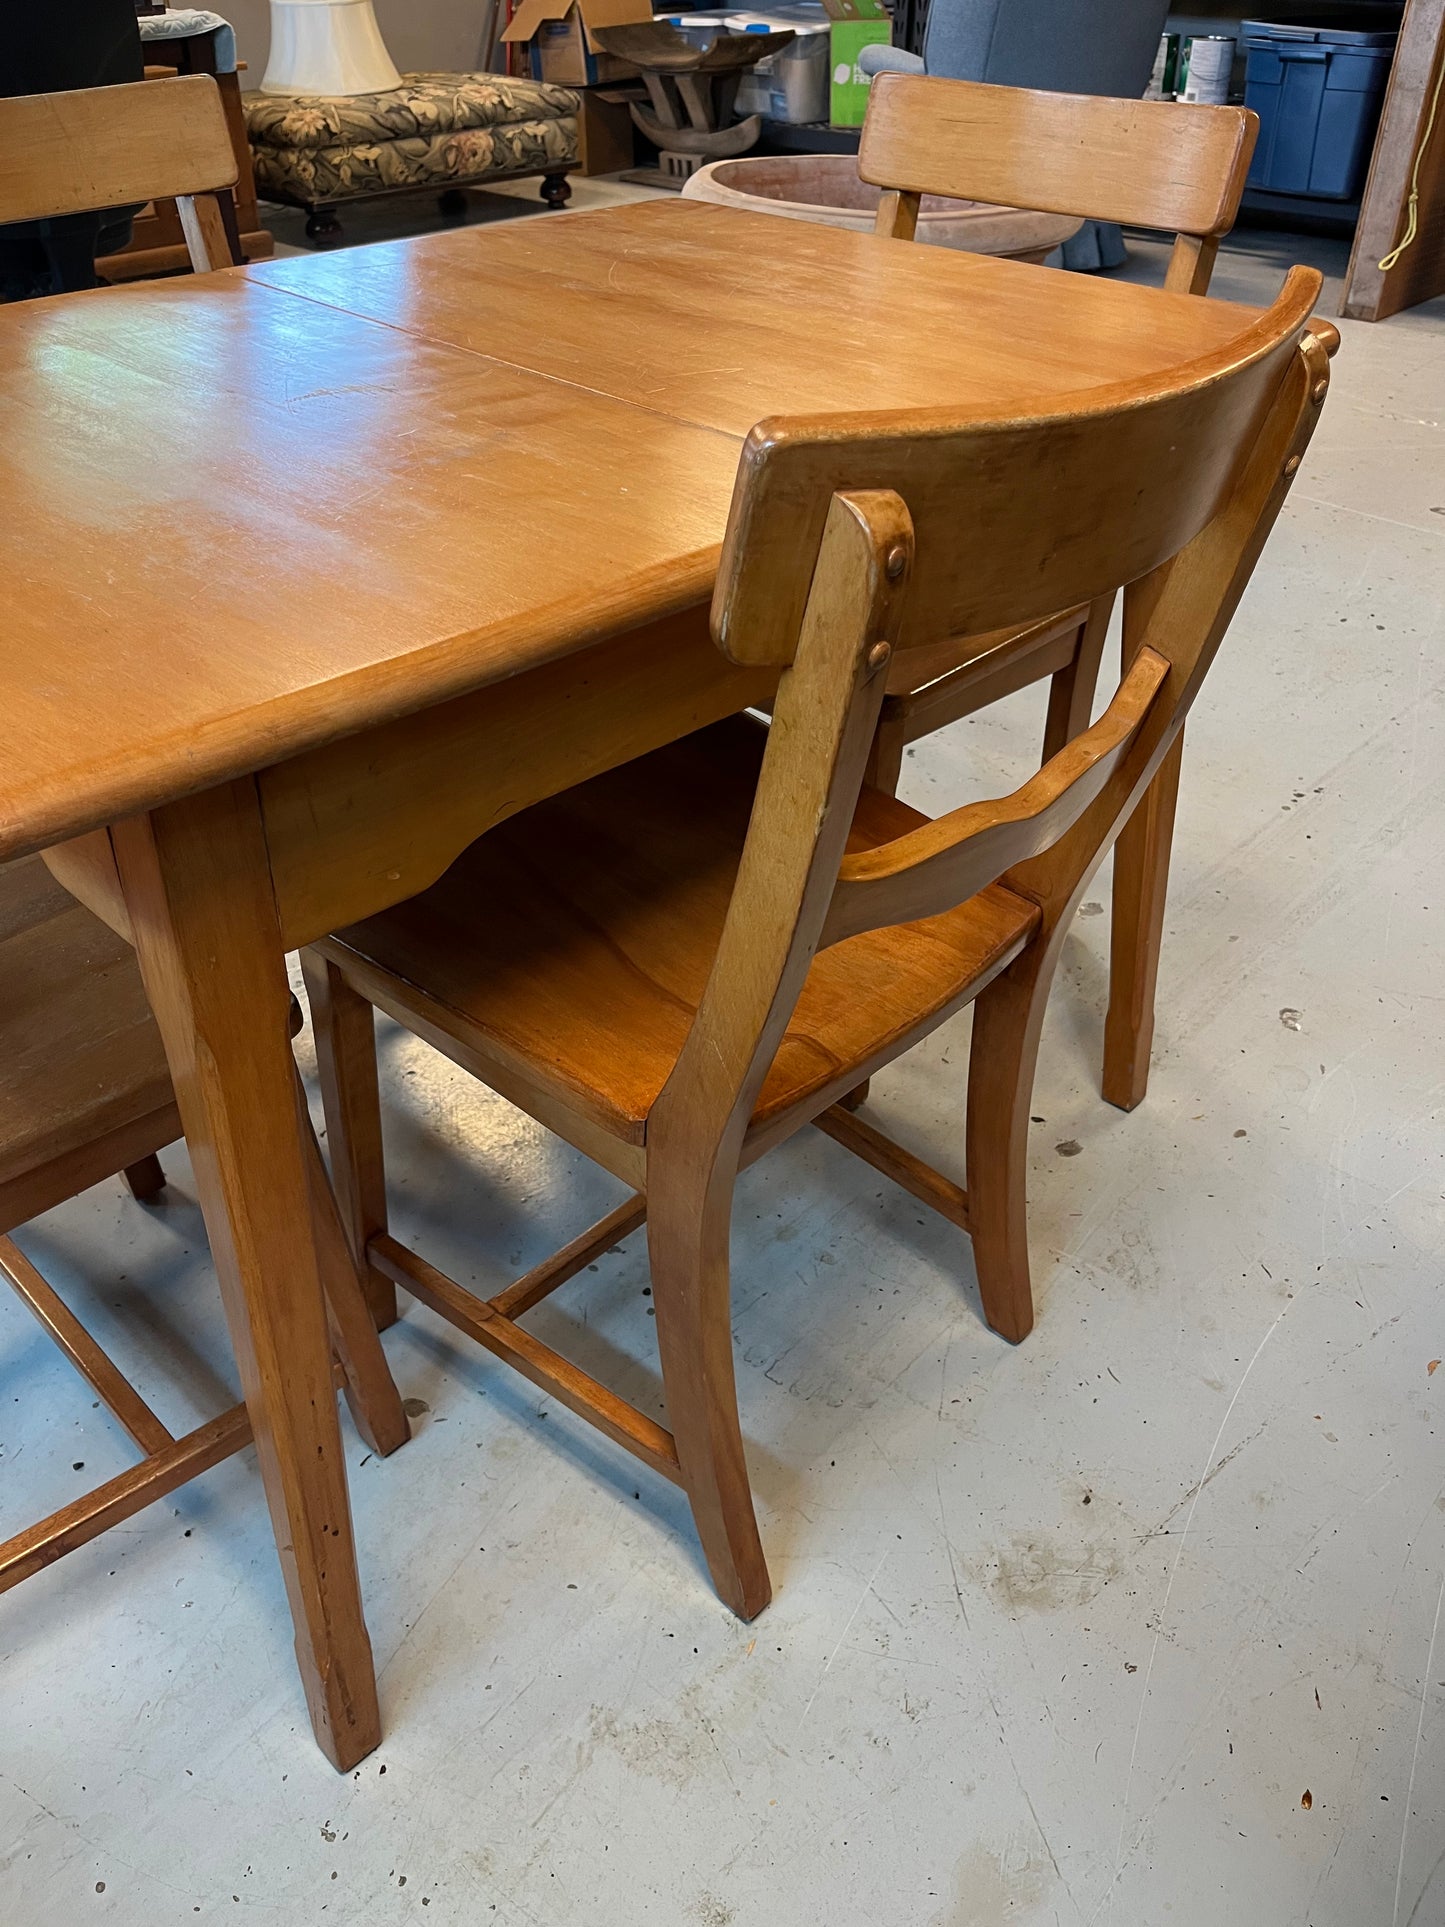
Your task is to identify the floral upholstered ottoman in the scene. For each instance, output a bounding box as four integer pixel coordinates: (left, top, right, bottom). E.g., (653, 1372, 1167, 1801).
(244, 73, 580, 239)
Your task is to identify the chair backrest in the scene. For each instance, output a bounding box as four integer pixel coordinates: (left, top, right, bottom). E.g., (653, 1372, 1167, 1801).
(0, 75, 240, 276)
(921, 0, 1171, 100)
(650, 269, 1328, 1156)
(859, 73, 1258, 293)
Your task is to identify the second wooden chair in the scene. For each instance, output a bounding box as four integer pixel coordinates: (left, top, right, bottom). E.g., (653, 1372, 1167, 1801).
(857, 73, 1259, 1111)
(0, 856, 407, 1596)
(0, 73, 242, 280)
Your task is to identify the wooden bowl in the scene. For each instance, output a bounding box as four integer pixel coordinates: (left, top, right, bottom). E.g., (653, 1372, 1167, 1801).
(681, 154, 1082, 260)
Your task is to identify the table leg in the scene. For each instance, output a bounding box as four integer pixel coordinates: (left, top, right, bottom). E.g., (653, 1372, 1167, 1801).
(111, 778, 379, 1772)
(1102, 730, 1184, 1113)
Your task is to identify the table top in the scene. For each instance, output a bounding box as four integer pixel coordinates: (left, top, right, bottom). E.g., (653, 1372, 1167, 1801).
(246, 201, 1249, 439)
(0, 197, 1264, 863)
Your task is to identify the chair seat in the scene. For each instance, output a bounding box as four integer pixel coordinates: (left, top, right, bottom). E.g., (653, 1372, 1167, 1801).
(322, 716, 1040, 1147)
(0, 858, 175, 1205)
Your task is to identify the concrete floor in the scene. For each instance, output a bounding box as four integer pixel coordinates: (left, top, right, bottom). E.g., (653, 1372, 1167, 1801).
(2, 201, 1443, 1926)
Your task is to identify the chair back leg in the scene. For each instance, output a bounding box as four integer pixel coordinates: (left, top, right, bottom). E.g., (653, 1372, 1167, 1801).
(964, 940, 1059, 1345)
(123, 1153, 167, 1201)
(298, 1086, 410, 1459)
(1041, 594, 1113, 763)
(1102, 730, 1185, 1110)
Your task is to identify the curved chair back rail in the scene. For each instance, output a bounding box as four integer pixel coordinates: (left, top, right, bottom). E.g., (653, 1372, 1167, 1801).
(821, 645, 1171, 946)
(713, 266, 1317, 668)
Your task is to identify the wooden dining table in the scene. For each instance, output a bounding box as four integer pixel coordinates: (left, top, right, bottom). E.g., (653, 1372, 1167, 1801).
(0, 198, 1266, 1769)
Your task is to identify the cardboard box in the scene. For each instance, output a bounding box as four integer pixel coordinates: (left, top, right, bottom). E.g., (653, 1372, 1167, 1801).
(822, 0, 889, 127)
(502, 0, 653, 88)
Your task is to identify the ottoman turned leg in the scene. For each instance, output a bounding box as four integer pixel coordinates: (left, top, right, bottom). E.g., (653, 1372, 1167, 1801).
(540, 172, 572, 209)
(305, 207, 343, 245)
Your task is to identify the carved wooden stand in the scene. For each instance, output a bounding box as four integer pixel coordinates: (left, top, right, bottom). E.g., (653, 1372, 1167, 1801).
(593, 21, 793, 178)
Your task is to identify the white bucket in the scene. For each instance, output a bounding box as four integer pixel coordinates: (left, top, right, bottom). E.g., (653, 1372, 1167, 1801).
(1180, 34, 1235, 106)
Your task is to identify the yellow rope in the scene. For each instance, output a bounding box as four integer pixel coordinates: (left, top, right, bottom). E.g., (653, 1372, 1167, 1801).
(1378, 41, 1445, 271)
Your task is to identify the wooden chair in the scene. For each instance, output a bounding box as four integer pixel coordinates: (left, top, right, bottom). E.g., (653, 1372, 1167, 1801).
(0, 856, 407, 1594)
(863, 73, 1260, 289)
(857, 72, 1260, 1112)
(0, 74, 242, 278)
(303, 270, 1328, 1620)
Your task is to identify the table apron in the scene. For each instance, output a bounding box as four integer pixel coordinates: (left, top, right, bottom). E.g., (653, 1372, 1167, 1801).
(42, 605, 773, 953)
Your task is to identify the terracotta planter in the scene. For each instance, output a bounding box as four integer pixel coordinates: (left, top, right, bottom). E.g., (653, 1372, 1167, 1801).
(682, 154, 1082, 260)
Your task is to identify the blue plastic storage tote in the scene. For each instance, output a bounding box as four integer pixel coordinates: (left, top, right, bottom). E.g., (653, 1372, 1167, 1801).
(1242, 21, 1396, 199)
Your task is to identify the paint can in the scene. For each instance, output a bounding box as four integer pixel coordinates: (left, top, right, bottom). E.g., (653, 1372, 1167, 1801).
(1145, 31, 1181, 100)
(1178, 33, 1236, 106)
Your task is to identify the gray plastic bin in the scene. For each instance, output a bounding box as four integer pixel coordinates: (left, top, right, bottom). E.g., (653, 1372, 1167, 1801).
(1242, 21, 1396, 200)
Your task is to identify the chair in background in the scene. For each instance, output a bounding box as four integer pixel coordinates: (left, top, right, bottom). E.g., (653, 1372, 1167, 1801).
(0, 857, 408, 1595)
(0, 0, 146, 298)
(303, 271, 1328, 1618)
(862, 74, 1259, 292)
(0, 73, 241, 291)
(855, 71, 1259, 1112)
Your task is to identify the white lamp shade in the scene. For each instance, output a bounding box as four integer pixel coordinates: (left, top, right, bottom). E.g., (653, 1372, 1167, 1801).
(261, 0, 404, 97)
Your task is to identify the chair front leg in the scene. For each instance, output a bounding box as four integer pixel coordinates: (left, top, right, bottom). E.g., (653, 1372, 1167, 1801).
(303, 950, 396, 1329)
(646, 1155, 770, 1620)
